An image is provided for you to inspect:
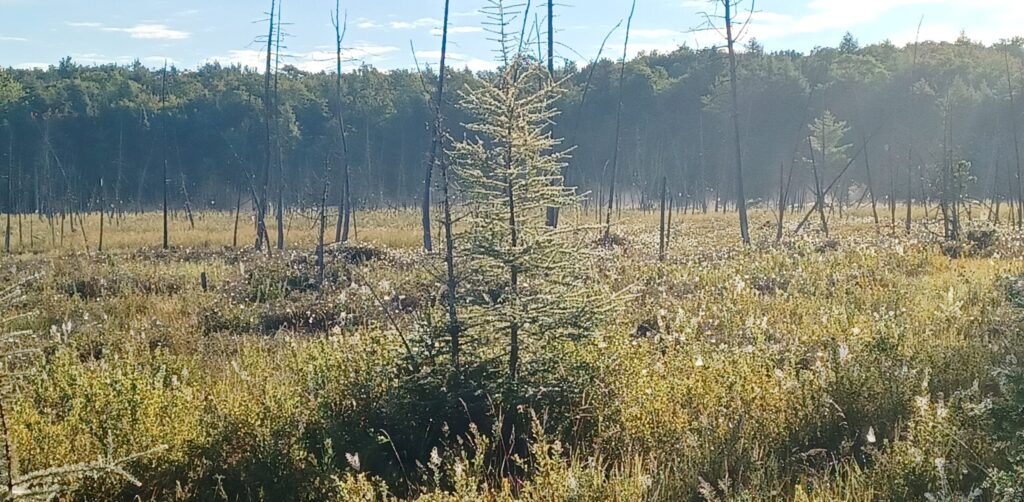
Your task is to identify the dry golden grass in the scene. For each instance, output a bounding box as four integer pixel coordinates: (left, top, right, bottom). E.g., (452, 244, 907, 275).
(2, 203, 1023, 501)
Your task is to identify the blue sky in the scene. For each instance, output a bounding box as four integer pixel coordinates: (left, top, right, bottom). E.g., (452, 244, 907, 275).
(1, 0, 1021, 72)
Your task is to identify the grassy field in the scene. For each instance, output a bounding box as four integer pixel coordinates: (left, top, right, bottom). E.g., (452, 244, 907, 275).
(4, 206, 1024, 501)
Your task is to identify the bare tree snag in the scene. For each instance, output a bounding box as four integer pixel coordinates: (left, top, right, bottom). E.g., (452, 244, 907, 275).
(603, 0, 636, 246)
(332, 1, 352, 244)
(421, 0, 451, 251)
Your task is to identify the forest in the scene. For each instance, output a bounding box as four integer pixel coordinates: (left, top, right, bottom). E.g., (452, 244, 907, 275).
(3, 32, 1024, 219)
(2, 0, 1024, 501)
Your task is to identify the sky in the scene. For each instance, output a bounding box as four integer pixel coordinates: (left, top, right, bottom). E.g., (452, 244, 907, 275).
(1, 0, 1023, 73)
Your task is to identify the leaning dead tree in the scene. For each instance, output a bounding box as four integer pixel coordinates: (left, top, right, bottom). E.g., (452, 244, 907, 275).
(420, 0, 452, 252)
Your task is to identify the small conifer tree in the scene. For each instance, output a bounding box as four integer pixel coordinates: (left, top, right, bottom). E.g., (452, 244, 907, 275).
(450, 55, 606, 380)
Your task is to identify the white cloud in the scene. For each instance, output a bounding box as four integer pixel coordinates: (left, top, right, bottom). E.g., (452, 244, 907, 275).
(389, 18, 440, 30)
(357, 17, 448, 31)
(13, 62, 48, 69)
(141, 56, 180, 67)
(632, 28, 683, 40)
(209, 44, 400, 72)
(695, 0, 1024, 46)
(429, 26, 483, 35)
(66, 21, 190, 40)
(104, 24, 190, 40)
(413, 50, 498, 72)
(0, 36, 27, 42)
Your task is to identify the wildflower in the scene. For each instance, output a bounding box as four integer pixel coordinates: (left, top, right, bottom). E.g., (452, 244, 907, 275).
(694, 355, 704, 367)
(866, 426, 876, 444)
(346, 452, 361, 471)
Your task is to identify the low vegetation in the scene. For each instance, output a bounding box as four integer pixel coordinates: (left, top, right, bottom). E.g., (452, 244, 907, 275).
(2, 206, 1023, 501)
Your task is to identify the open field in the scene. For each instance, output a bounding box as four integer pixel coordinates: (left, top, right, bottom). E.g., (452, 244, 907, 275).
(4, 207, 1024, 500)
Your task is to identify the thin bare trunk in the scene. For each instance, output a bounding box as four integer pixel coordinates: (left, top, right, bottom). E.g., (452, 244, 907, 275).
(421, 0, 451, 251)
(317, 155, 331, 285)
(808, 136, 829, 237)
(724, 0, 750, 244)
(232, 185, 241, 248)
(603, 0, 636, 245)
(275, 0, 285, 250)
(1006, 52, 1023, 231)
(332, 2, 352, 244)
(658, 176, 667, 261)
(98, 178, 104, 252)
(256, 0, 276, 251)
(160, 65, 169, 250)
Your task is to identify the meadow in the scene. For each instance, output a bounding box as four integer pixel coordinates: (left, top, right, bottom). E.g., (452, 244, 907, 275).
(3, 206, 1024, 501)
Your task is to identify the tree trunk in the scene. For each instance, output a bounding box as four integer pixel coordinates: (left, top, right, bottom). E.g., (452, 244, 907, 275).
(724, 0, 750, 244)
(658, 176, 667, 261)
(603, 0, 636, 245)
(545, 0, 559, 227)
(317, 155, 331, 285)
(275, 0, 285, 250)
(161, 65, 169, 250)
(332, 1, 352, 244)
(1006, 53, 1023, 231)
(808, 136, 829, 237)
(256, 0, 276, 251)
(421, 0, 451, 251)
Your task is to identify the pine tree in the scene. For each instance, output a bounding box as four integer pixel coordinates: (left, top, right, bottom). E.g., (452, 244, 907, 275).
(806, 110, 851, 235)
(450, 54, 606, 393)
(449, 49, 614, 470)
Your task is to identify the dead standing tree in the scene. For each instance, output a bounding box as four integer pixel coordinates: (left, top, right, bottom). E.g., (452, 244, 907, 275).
(544, 0, 559, 228)
(602, 0, 636, 246)
(420, 0, 452, 252)
(700, 0, 754, 244)
(160, 63, 169, 250)
(274, 0, 285, 250)
(1005, 51, 1023, 231)
(255, 0, 276, 252)
(332, 1, 353, 244)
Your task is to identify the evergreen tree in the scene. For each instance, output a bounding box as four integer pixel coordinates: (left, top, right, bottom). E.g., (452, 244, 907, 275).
(451, 57, 605, 380)
(808, 110, 852, 172)
(839, 32, 860, 54)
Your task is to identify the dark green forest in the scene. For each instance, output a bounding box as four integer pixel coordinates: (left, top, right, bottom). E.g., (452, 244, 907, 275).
(1, 33, 1023, 215)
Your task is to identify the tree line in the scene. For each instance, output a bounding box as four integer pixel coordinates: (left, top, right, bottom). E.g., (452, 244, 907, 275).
(1, 31, 1024, 232)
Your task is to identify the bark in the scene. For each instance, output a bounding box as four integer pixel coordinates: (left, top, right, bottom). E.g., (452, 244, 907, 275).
(256, 0, 275, 251)
(317, 155, 331, 285)
(1006, 52, 1023, 231)
(603, 0, 636, 245)
(275, 0, 285, 250)
(724, 0, 750, 244)
(160, 65, 169, 250)
(658, 176, 667, 261)
(421, 0, 451, 251)
(332, 2, 352, 244)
